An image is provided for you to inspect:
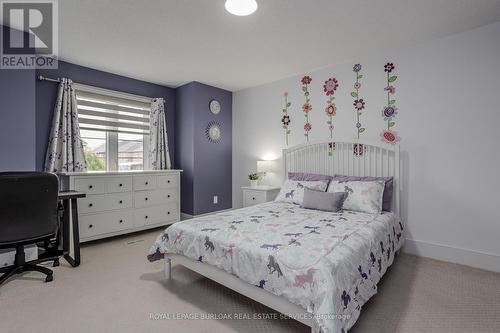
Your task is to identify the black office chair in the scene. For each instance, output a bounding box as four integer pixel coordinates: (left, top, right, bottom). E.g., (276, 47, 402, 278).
(0, 172, 59, 285)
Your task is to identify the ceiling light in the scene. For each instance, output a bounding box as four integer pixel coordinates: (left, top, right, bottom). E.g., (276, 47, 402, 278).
(225, 0, 258, 16)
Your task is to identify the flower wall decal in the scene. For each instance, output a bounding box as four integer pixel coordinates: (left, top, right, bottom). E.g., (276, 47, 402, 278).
(323, 77, 339, 155)
(281, 91, 291, 146)
(380, 62, 401, 145)
(351, 64, 366, 139)
(301, 75, 313, 142)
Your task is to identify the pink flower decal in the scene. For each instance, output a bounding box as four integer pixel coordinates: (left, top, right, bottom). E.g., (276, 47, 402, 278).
(384, 86, 395, 94)
(302, 103, 312, 113)
(353, 99, 365, 111)
(354, 82, 361, 89)
(304, 123, 312, 132)
(353, 144, 364, 156)
(301, 76, 312, 85)
(325, 104, 336, 116)
(323, 78, 339, 96)
(384, 63, 395, 73)
(382, 106, 398, 120)
(380, 130, 400, 145)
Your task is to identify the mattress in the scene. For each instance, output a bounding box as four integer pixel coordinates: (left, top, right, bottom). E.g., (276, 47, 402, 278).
(148, 201, 404, 333)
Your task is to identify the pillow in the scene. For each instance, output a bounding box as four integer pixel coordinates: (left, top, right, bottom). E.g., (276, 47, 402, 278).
(288, 172, 333, 182)
(333, 175, 393, 211)
(300, 188, 346, 212)
(275, 179, 329, 205)
(327, 180, 385, 214)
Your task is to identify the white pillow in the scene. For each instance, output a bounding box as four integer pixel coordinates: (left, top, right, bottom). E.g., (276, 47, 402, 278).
(275, 180, 329, 205)
(327, 180, 385, 214)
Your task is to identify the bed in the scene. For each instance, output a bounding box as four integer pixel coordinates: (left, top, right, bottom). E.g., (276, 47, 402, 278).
(148, 140, 402, 333)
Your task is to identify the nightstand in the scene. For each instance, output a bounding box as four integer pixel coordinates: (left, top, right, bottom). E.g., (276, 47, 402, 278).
(241, 186, 281, 207)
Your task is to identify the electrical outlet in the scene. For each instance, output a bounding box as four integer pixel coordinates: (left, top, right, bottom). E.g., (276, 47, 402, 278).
(213, 195, 218, 204)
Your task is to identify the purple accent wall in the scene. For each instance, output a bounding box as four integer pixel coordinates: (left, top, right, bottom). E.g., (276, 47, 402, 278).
(176, 82, 232, 215)
(0, 26, 37, 171)
(35, 61, 176, 170)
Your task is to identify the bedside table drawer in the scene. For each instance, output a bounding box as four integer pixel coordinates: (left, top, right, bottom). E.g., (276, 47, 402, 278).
(243, 190, 267, 207)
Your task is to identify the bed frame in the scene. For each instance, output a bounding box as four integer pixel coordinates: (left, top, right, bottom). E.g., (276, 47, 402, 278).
(165, 139, 401, 327)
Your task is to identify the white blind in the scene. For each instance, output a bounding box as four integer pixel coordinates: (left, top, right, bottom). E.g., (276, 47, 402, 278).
(76, 90, 151, 135)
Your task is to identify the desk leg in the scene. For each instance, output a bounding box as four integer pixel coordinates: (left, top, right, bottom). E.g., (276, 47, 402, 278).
(62, 199, 70, 258)
(63, 198, 81, 267)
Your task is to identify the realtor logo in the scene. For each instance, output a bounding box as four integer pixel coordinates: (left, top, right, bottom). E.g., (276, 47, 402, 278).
(1, 0, 58, 68)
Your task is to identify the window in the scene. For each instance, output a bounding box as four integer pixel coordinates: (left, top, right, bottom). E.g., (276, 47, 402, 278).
(81, 129, 106, 171)
(76, 86, 151, 171)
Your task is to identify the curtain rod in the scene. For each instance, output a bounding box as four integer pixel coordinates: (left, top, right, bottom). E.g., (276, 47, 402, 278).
(38, 75, 61, 83)
(37, 75, 155, 103)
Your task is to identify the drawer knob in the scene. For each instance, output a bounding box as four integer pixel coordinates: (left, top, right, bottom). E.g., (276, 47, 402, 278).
(252, 197, 256, 200)
(167, 211, 170, 215)
(167, 195, 171, 198)
(119, 183, 123, 187)
(167, 180, 171, 184)
(89, 185, 93, 189)
(145, 197, 148, 201)
(119, 200, 123, 204)
(145, 181, 149, 185)
(145, 215, 148, 219)
(89, 203, 93, 207)
(89, 224, 93, 228)
(119, 219, 123, 224)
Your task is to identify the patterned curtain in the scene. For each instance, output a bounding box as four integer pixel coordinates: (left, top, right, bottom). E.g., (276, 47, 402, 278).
(149, 98, 171, 170)
(44, 78, 87, 173)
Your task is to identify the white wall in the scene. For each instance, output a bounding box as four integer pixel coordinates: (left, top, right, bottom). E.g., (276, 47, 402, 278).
(232, 22, 500, 272)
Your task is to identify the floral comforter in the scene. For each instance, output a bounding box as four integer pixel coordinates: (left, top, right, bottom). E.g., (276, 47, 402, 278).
(148, 202, 404, 333)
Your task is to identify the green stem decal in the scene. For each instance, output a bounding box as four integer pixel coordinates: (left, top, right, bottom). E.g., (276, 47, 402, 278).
(301, 76, 313, 142)
(352, 64, 365, 139)
(380, 62, 401, 145)
(323, 77, 339, 156)
(281, 91, 291, 146)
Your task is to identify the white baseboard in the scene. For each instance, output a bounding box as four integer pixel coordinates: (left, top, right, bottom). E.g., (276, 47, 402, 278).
(403, 238, 500, 273)
(181, 208, 234, 221)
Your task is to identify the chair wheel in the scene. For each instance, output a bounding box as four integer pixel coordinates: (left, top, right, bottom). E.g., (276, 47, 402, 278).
(45, 275, 53, 282)
(53, 259, 59, 267)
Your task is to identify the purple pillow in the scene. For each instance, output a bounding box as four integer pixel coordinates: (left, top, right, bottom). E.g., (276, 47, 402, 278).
(288, 172, 333, 182)
(333, 175, 394, 211)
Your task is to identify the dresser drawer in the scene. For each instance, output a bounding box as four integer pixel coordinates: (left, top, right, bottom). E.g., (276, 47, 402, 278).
(74, 178, 105, 194)
(79, 192, 133, 214)
(158, 174, 178, 189)
(106, 177, 133, 193)
(134, 175, 157, 191)
(134, 203, 178, 226)
(134, 189, 177, 208)
(79, 211, 134, 239)
(243, 190, 267, 207)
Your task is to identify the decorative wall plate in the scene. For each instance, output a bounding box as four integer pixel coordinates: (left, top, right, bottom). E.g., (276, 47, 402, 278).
(209, 99, 221, 115)
(206, 121, 222, 143)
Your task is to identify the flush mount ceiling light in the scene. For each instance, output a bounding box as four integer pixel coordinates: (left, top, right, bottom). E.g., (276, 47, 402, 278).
(225, 0, 258, 16)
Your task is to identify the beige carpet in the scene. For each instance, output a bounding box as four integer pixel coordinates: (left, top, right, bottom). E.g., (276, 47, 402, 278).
(1, 228, 499, 333)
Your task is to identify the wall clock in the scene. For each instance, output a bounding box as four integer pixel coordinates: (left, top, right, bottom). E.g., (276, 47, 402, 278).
(209, 99, 221, 115)
(206, 121, 222, 143)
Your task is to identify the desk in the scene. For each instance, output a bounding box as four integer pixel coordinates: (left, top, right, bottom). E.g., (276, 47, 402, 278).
(58, 191, 86, 267)
(0, 191, 86, 273)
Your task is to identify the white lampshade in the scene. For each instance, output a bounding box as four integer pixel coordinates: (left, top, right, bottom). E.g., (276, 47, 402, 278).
(257, 160, 275, 173)
(225, 0, 258, 16)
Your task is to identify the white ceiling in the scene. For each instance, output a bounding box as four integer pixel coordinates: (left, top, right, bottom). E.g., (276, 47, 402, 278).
(55, 0, 500, 91)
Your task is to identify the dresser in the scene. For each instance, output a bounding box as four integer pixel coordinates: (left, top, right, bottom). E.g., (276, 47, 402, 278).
(59, 170, 181, 242)
(241, 186, 280, 207)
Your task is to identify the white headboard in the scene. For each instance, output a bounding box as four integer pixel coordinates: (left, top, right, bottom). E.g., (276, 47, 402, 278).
(283, 140, 401, 215)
